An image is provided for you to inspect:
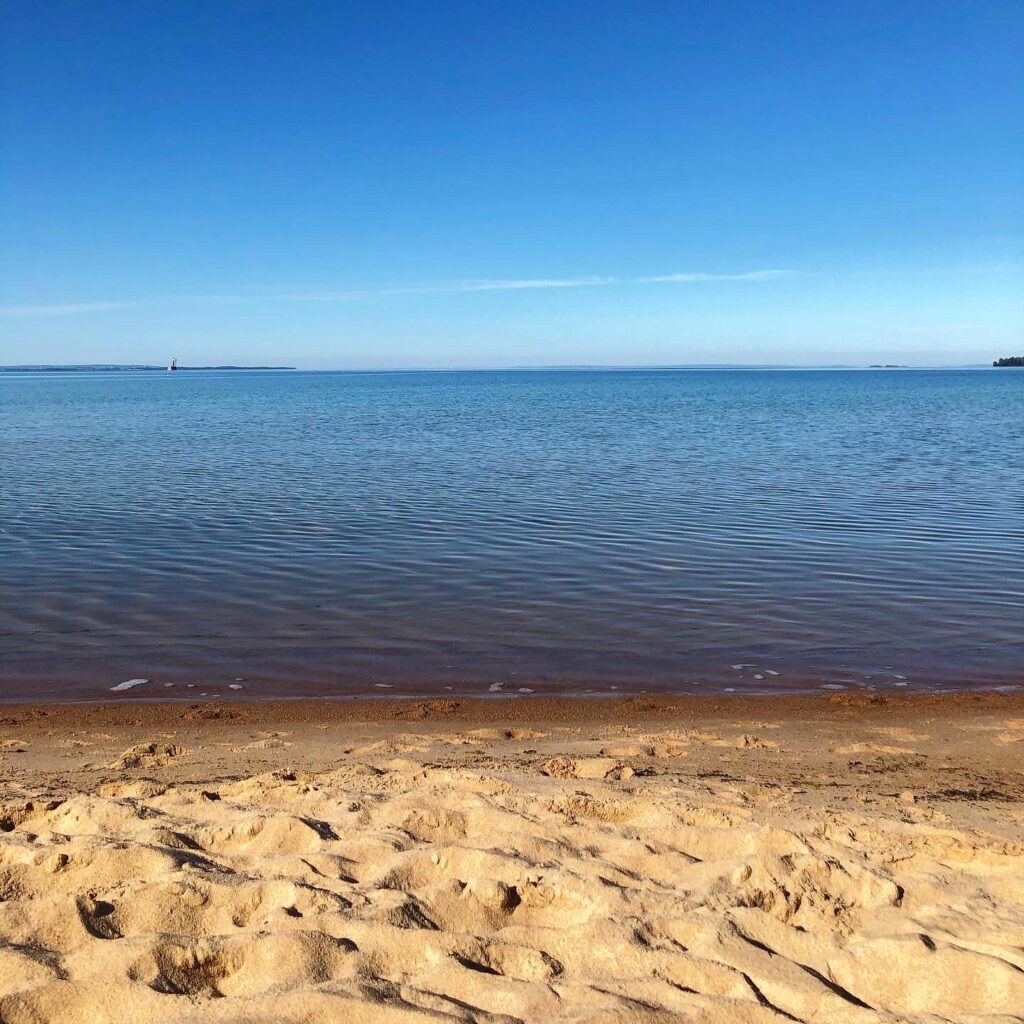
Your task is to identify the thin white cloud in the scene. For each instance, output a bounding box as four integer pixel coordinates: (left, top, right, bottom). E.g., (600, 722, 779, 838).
(436, 275, 620, 292)
(901, 324, 980, 335)
(281, 272, 786, 301)
(0, 301, 141, 318)
(0, 270, 788, 317)
(637, 269, 788, 283)
(277, 276, 620, 302)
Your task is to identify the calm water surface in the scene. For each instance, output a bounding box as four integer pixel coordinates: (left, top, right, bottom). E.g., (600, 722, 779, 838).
(2, 369, 1022, 700)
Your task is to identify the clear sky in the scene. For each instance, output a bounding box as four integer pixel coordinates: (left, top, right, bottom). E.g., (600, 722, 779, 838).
(1, 1, 1021, 368)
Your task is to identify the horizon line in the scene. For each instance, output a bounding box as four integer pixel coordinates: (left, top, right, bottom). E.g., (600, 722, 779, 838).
(1, 361, 1005, 374)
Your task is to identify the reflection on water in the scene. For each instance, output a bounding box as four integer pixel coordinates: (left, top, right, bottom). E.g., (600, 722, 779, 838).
(2, 368, 1022, 700)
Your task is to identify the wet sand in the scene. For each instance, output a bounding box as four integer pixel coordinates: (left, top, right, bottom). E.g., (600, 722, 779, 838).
(1, 692, 1023, 1022)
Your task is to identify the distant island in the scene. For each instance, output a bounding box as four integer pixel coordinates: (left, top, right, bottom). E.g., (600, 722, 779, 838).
(993, 356, 1024, 367)
(869, 364, 908, 368)
(0, 364, 296, 372)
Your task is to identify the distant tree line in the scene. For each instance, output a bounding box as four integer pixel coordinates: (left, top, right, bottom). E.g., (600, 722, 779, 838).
(993, 356, 1024, 367)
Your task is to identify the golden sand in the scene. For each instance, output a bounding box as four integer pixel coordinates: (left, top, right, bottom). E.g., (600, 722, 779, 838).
(1, 694, 1022, 1022)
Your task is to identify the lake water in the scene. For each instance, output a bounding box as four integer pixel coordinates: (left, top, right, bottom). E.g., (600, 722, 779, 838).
(2, 368, 1022, 701)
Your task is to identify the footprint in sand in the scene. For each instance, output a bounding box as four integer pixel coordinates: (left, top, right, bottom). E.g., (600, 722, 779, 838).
(688, 730, 721, 743)
(687, 730, 777, 749)
(995, 731, 1024, 745)
(232, 738, 295, 752)
(874, 726, 929, 742)
(650, 741, 689, 758)
(834, 742, 915, 755)
(539, 756, 633, 780)
(109, 742, 189, 770)
(735, 734, 779, 749)
(599, 744, 650, 758)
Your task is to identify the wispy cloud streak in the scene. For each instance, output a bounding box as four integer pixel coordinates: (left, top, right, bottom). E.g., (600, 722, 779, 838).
(277, 276, 620, 302)
(901, 324, 980, 335)
(0, 301, 141, 318)
(0, 269, 789, 317)
(636, 270, 788, 283)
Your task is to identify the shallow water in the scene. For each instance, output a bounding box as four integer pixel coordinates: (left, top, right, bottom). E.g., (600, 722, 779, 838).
(2, 368, 1022, 700)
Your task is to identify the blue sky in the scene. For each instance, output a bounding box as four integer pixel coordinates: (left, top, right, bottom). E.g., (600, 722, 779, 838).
(1, 1, 1021, 368)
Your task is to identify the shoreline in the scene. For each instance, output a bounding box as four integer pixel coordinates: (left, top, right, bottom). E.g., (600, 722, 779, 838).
(2, 672, 1023, 707)
(3, 663, 1022, 705)
(5, 686, 1024, 725)
(5, 689, 1024, 800)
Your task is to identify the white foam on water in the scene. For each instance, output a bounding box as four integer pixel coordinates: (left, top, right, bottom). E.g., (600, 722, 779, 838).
(110, 678, 149, 692)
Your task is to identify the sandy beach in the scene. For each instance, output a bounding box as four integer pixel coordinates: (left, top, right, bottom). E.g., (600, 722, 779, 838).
(0, 692, 1021, 1022)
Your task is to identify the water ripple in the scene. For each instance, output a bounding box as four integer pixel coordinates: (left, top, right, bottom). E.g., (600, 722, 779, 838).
(1, 369, 1022, 699)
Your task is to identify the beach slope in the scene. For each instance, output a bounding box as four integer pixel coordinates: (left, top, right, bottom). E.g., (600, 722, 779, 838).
(1, 693, 1022, 1022)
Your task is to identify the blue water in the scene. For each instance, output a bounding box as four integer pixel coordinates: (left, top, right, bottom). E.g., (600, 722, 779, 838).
(2, 368, 1022, 701)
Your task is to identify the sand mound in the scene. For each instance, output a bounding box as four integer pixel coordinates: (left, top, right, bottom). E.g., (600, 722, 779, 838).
(1, 710, 1023, 1022)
